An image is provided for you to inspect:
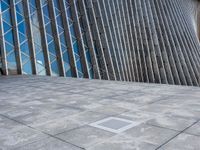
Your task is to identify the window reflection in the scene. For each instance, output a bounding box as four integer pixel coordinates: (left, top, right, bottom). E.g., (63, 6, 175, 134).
(29, 0, 46, 75)
(76, 0, 94, 78)
(64, 0, 83, 78)
(52, 0, 72, 77)
(15, 0, 33, 74)
(41, 0, 59, 76)
(1, 0, 17, 74)
(0, 0, 95, 77)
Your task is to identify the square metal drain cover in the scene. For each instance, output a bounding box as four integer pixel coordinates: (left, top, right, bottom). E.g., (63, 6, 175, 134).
(90, 117, 138, 133)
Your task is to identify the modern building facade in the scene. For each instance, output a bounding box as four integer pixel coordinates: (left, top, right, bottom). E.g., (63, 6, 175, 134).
(0, 0, 200, 86)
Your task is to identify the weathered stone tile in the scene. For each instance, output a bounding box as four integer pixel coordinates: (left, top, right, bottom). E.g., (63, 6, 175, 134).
(0, 116, 48, 149)
(158, 133, 200, 150)
(185, 121, 200, 136)
(68, 111, 108, 124)
(140, 104, 200, 120)
(90, 105, 128, 115)
(123, 124, 178, 146)
(13, 137, 82, 150)
(147, 116, 196, 131)
(56, 126, 114, 148)
(30, 117, 83, 135)
(13, 107, 83, 125)
(88, 134, 156, 150)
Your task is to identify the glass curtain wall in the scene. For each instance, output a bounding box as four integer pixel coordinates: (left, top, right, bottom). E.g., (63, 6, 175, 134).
(0, 0, 17, 74)
(15, 0, 32, 74)
(52, 0, 72, 77)
(64, 0, 84, 78)
(28, 0, 47, 75)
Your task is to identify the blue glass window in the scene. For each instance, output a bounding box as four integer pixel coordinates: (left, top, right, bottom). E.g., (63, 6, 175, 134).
(1, 0, 17, 73)
(4, 31, 14, 45)
(15, 0, 32, 74)
(29, 0, 46, 75)
(76, 0, 94, 78)
(2, 21, 11, 33)
(64, 0, 84, 78)
(53, 0, 72, 77)
(1, 1, 9, 12)
(5, 42, 14, 54)
(42, 1, 59, 76)
(2, 10, 12, 24)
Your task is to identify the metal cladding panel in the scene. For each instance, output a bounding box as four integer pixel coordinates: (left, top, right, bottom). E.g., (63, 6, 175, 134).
(0, 0, 200, 86)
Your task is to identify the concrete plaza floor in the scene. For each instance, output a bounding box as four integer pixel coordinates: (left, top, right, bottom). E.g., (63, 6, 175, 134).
(0, 75, 200, 150)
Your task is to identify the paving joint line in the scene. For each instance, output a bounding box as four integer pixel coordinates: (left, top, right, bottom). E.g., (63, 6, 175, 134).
(0, 114, 85, 150)
(155, 119, 200, 150)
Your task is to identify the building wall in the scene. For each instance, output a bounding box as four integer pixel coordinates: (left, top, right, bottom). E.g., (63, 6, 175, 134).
(0, 0, 200, 86)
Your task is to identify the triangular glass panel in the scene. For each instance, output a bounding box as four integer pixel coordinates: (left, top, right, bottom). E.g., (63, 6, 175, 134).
(6, 52, 16, 66)
(4, 30, 14, 45)
(71, 36, 77, 43)
(22, 61, 32, 74)
(51, 61, 59, 76)
(48, 42, 56, 55)
(65, 68, 72, 77)
(49, 53, 56, 62)
(15, 0, 22, 4)
(2, 9, 11, 25)
(67, 7, 72, 18)
(16, 12, 24, 24)
(75, 53, 80, 61)
(20, 41, 30, 54)
(18, 21, 26, 35)
(2, 21, 12, 33)
(31, 13, 39, 27)
(29, 0, 36, 7)
(45, 23, 52, 35)
(36, 63, 45, 74)
(64, 62, 71, 72)
(65, 0, 70, 7)
(73, 41, 79, 53)
(68, 18, 73, 26)
(15, 2, 24, 14)
(58, 25, 63, 34)
(55, 8, 60, 17)
(41, 0, 47, 7)
(3, 0, 10, 5)
(5, 42, 14, 54)
(61, 44, 67, 53)
(21, 52, 29, 63)
(70, 25, 76, 36)
(36, 52, 45, 65)
(60, 33, 67, 46)
(42, 4, 49, 18)
(18, 32, 26, 43)
(37, 67, 46, 75)
(46, 33, 53, 43)
(43, 15, 50, 25)
(34, 43, 42, 54)
(1, 1, 9, 12)
(78, 71, 84, 78)
(29, 5, 36, 15)
(63, 51, 70, 63)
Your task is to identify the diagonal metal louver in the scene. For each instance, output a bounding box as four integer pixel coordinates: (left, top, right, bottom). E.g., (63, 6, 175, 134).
(0, 0, 200, 86)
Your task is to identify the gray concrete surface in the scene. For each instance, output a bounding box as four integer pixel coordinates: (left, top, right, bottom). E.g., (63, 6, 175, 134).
(0, 75, 200, 150)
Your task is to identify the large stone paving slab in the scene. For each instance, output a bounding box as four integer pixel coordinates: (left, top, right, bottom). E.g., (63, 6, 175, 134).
(158, 133, 200, 150)
(56, 125, 115, 148)
(185, 121, 200, 136)
(0, 116, 48, 149)
(14, 137, 83, 150)
(0, 75, 200, 150)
